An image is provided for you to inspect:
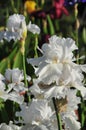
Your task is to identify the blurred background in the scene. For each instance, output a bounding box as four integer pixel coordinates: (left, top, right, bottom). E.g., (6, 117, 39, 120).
(0, 0, 86, 61)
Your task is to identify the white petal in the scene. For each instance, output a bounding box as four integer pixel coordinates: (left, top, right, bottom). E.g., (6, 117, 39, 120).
(65, 38, 78, 51)
(74, 84, 86, 98)
(7, 14, 25, 32)
(35, 63, 62, 84)
(0, 121, 21, 130)
(4, 31, 20, 41)
(8, 91, 24, 104)
(27, 56, 45, 66)
(80, 64, 86, 73)
(64, 115, 81, 130)
(27, 21, 40, 34)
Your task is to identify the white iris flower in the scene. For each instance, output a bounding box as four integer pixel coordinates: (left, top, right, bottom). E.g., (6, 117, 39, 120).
(0, 121, 21, 130)
(28, 35, 86, 98)
(27, 35, 78, 84)
(16, 99, 57, 130)
(0, 68, 31, 104)
(0, 14, 40, 42)
(5, 68, 28, 93)
(60, 90, 81, 130)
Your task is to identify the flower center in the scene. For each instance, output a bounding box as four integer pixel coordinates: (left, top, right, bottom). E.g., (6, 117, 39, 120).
(38, 81, 55, 89)
(56, 97, 68, 113)
(52, 57, 59, 64)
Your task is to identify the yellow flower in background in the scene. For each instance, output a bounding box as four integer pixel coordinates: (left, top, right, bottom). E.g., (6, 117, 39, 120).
(24, 0, 36, 13)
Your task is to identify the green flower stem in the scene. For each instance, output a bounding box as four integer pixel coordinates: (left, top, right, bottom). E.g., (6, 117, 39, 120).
(81, 97, 85, 128)
(75, 26, 79, 64)
(21, 40, 28, 87)
(52, 98, 62, 130)
(34, 35, 38, 58)
(42, 19, 48, 34)
(21, 39, 31, 102)
(74, 4, 79, 64)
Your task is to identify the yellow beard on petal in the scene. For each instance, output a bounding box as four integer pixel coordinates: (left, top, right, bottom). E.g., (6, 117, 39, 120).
(56, 97, 68, 113)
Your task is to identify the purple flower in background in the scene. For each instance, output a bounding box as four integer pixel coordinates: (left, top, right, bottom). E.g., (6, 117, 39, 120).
(64, 0, 86, 6)
(64, 0, 78, 5)
(79, 0, 86, 2)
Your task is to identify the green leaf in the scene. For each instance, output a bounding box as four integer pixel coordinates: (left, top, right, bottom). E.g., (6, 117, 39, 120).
(82, 27, 86, 44)
(0, 58, 8, 74)
(47, 15, 55, 35)
(0, 100, 9, 123)
(81, 112, 86, 127)
(9, 46, 18, 60)
(0, 47, 18, 74)
(13, 49, 23, 69)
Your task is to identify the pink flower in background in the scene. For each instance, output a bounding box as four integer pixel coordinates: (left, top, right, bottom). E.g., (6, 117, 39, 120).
(50, 0, 69, 18)
(30, 0, 69, 19)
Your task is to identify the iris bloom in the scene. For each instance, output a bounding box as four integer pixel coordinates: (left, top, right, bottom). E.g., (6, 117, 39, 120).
(16, 99, 57, 130)
(0, 80, 23, 104)
(0, 121, 21, 130)
(30, 0, 69, 19)
(21, 124, 57, 130)
(50, 0, 69, 19)
(0, 14, 40, 42)
(0, 68, 31, 104)
(60, 89, 81, 130)
(27, 35, 78, 85)
(5, 68, 29, 93)
(28, 35, 86, 99)
(2, 14, 27, 42)
(5, 68, 24, 83)
(30, 63, 86, 99)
